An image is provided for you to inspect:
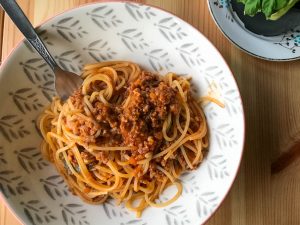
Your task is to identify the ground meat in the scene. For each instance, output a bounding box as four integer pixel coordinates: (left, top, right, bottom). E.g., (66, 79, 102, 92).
(70, 89, 84, 110)
(67, 86, 123, 144)
(92, 102, 120, 130)
(67, 90, 99, 143)
(81, 151, 96, 164)
(148, 163, 165, 181)
(177, 153, 187, 170)
(66, 116, 99, 143)
(67, 71, 180, 165)
(120, 72, 179, 157)
(95, 151, 109, 164)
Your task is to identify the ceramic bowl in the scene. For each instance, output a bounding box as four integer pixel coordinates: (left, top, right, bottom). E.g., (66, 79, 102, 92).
(0, 2, 245, 225)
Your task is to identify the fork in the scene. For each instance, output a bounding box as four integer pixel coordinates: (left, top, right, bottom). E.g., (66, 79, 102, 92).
(0, 0, 83, 100)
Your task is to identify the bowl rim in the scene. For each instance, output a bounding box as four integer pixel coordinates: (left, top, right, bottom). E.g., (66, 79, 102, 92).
(207, 0, 300, 62)
(0, 1, 246, 225)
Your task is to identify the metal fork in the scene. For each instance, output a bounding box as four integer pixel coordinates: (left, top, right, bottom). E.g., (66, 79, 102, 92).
(0, 0, 82, 100)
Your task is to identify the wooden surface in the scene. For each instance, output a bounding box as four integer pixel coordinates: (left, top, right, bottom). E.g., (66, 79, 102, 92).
(1, 0, 300, 224)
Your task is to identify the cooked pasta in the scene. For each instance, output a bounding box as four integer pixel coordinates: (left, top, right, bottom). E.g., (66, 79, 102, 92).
(39, 61, 208, 217)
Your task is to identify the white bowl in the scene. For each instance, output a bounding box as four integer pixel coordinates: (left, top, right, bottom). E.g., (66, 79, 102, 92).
(0, 2, 245, 225)
(208, 0, 300, 61)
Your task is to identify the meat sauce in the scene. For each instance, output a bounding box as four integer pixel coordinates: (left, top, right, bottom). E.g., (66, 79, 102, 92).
(120, 72, 179, 157)
(66, 71, 181, 179)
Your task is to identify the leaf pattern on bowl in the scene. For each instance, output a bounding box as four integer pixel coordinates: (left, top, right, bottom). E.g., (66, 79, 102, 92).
(60, 203, 89, 225)
(118, 29, 149, 52)
(83, 39, 117, 62)
(40, 175, 69, 200)
(52, 17, 88, 42)
(0, 146, 6, 164)
(0, 170, 29, 198)
(119, 219, 147, 225)
(196, 192, 218, 219)
(14, 147, 49, 173)
(31, 118, 43, 138)
(0, 115, 30, 143)
(155, 17, 187, 43)
(87, 6, 122, 31)
(164, 205, 190, 225)
(204, 66, 242, 115)
(19, 58, 55, 101)
(54, 50, 83, 73)
(176, 43, 205, 68)
(180, 173, 200, 195)
(37, 29, 54, 46)
(223, 89, 242, 115)
(9, 88, 44, 114)
(103, 199, 129, 219)
(214, 124, 238, 149)
(145, 49, 174, 71)
(20, 200, 57, 225)
(207, 155, 229, 180)
(205, 105, 219, 120)
(125, 3, 156, 21)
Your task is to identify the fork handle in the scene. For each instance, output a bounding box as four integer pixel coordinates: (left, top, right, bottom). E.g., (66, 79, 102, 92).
(0, 0, 57, 70)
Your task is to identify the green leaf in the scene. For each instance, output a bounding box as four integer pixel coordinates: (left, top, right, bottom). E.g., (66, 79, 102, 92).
(275, 0, 289, 10)
(270, 0, 300, 20)
(244, 0, 262, 16)
(238, 0, 299, 20)
(262, 0, 277, 17)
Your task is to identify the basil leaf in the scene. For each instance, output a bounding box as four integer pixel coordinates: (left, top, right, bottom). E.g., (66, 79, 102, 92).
(238, 0, 299, 20)
(275, 0, 289, 10)
(244, 0, 262, 16)
(262, 0, 276, 17)
(270, 0, 300, 20)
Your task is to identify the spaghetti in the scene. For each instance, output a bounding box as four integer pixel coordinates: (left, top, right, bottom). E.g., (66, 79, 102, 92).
(39, 61, 209, 217)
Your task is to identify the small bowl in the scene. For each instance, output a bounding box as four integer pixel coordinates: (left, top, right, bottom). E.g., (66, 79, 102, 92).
(208, 0, 300, 61)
